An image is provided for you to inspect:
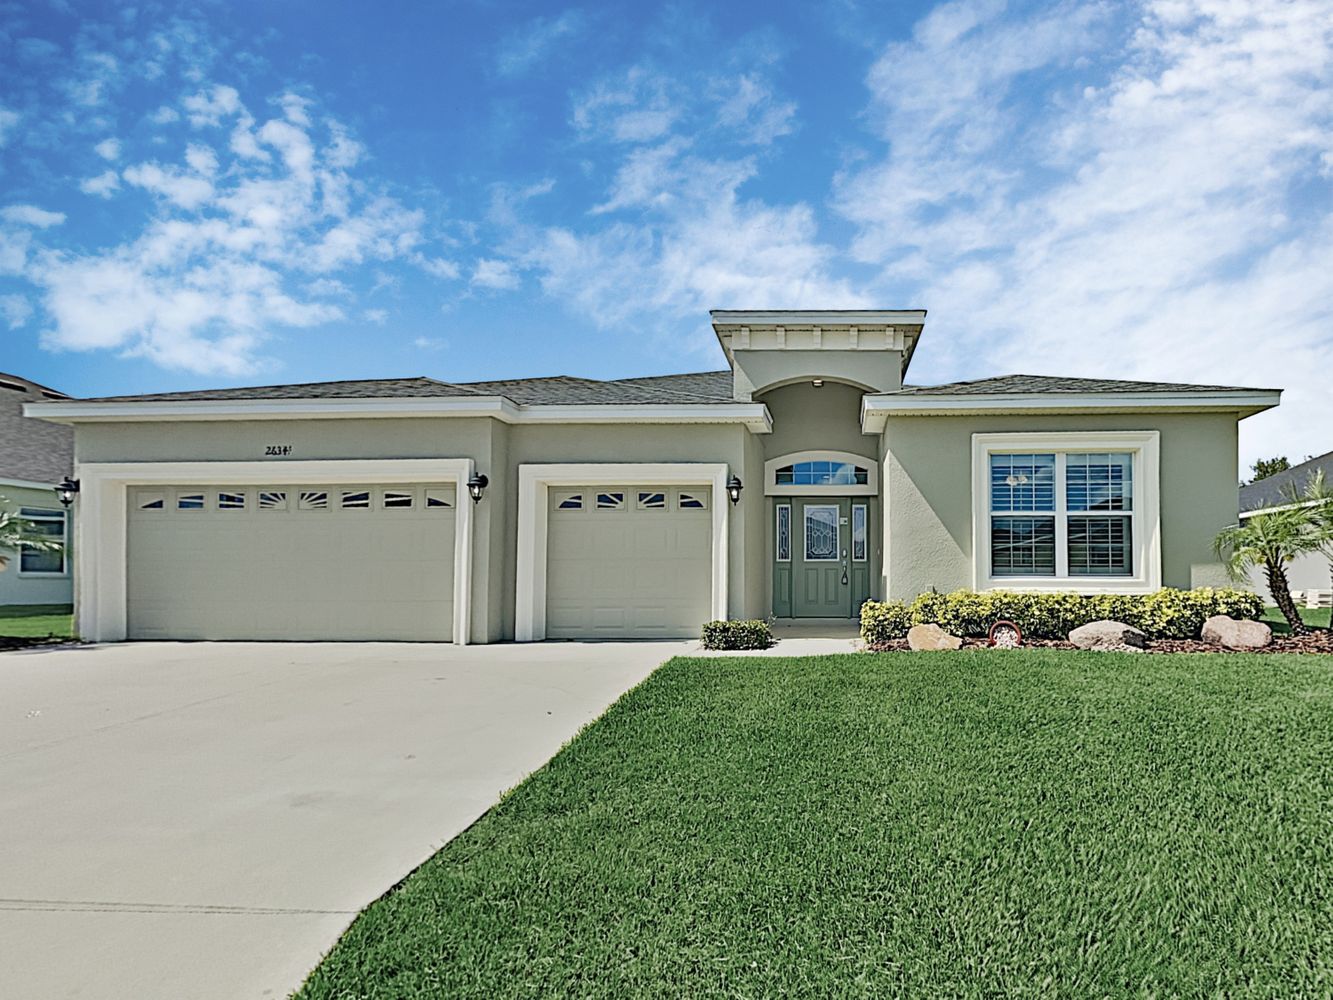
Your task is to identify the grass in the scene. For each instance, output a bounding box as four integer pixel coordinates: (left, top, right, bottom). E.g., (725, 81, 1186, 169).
(1261, 605, 1331, 633)
(299, 651, 1333, 998)
(0, 603, 73, 638)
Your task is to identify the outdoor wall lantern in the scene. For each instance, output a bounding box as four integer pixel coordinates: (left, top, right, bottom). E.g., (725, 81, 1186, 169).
(726, 475, 743, 505)
(55, 477, 80, 507)
(467, 473, 489, 504)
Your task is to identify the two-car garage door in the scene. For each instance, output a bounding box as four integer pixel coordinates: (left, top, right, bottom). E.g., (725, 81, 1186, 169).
(126, 484, 456, 641)
(545, 485, 712, 639)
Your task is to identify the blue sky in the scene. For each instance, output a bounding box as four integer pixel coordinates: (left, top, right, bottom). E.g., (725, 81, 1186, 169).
(1, 0, 1330, 464)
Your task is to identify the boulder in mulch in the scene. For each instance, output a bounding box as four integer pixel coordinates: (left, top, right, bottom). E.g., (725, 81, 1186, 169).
(1201, 615, 1272, 650)
(907, 623, 963, 651)
(1069, 619, 1147, 652)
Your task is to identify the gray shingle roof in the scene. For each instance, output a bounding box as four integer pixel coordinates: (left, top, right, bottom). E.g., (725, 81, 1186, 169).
(890, 374, 1275, 395)
(70, 371, 738, 406)
(0, 372, 73, 484)
(1240, 450, 1333, 512)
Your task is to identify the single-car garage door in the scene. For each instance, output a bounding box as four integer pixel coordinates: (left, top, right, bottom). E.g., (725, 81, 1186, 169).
(127, 484, 456, 641)
(546, 485, 711, 639)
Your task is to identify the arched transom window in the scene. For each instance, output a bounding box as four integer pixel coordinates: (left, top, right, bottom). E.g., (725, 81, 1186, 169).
(764, 451, 878, 495)
(775, 460, 869, 487)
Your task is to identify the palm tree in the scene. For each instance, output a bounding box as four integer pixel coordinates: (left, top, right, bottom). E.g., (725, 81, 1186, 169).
(1214, 505, 1319, 635)
(1284, 469, 1333, 601)
(0, 495, 63, 573)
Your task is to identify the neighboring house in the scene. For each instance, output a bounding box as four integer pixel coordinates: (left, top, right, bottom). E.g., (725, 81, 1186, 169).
(1238, 450, 1333, 603)
(24, 310, 1280, 644)
(1, 372, 74, 606)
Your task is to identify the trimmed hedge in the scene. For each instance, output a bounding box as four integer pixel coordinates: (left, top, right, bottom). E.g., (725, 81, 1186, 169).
(860, 587, 1264, 646)
(702, 619, 775, 651)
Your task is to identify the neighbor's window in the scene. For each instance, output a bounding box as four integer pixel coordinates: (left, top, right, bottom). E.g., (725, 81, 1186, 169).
(775, 461, 868, 486)
(988, 452, 1133, 577)
(19, 507, 66, 574)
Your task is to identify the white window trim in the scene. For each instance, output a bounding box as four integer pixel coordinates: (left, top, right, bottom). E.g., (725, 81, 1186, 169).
(971, 431, 1161, 594)
(515, 463, 730, 641)
(763, 450, 879, 496)
(16, 506, 68, 577)
(72, 459, 477, 645)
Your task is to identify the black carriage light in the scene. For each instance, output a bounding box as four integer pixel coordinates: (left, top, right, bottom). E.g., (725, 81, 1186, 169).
(726, 475, 743, 505)
(467, 473, 489, 504)
(55, 477, 80, 507)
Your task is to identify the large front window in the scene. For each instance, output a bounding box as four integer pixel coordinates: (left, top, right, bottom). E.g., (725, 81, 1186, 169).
(988, 452, 1133, 577)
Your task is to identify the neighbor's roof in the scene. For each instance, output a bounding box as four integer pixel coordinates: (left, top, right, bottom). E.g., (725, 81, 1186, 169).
(0, 372, 73, 484)
(888, 375, 1277, 396)
(66, 371, 738, 406)
(1240, 450, 1333, 513)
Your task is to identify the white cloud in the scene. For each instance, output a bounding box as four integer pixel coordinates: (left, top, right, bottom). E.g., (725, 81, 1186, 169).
(716, 74, 796, 146)
(0, 294, 32, 330)
(835, 0, 1333, 465)
(497, 10, 585, 76)
(183, 84, 242, 127)
(19, 86, 433, 375)
(149, 105, 180, 125)
(2, 205, 67, 228)
(417, 256, 461, 280)
(79, 170, 121, 198)
(572, 67, 680, 143)
(122, 162, 215, 210)
(0, 108, 21, 147)
(412, 335, 445, 351)
(94, 138, 121, 161)
(471, 258, 520, 290)
(362, 308, 387, 324)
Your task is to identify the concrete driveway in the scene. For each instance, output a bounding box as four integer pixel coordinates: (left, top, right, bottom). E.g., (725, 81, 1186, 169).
(0, 640, 686, 999)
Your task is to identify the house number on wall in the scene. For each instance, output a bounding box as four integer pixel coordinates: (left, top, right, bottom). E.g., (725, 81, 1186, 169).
(264, 444, 294, 456)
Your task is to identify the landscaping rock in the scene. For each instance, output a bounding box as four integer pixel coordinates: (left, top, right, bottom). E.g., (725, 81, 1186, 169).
(907, 623, 963, 651)
(1069, 620, 1147, 652)
(1201, 615, 1272, 650)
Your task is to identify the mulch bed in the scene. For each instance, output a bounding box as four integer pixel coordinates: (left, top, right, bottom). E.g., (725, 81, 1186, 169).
(0, 636, 81, 652)
(867, 631, 1333, 655)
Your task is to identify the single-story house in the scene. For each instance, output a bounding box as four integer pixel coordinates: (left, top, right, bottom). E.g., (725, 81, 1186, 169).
(25, 309, 1280, 643)
(1, 372, 74, 606)
(1239, 450, 1333, 605)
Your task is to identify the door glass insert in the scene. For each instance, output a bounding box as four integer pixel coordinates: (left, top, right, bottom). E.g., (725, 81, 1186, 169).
(804, 505, 839, 561)
(852, 504, 867, 561)
(776, 504, 791, 562)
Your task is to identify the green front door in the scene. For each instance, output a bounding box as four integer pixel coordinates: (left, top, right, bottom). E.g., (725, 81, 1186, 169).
(794, 499, 850, 617)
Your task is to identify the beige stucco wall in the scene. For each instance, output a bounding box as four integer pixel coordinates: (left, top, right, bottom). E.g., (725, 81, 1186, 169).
(732, 349, 903, 399)
(0, 482, 73, 605)
(757, 381, 878, 461)
(880, 412, 1241, 600)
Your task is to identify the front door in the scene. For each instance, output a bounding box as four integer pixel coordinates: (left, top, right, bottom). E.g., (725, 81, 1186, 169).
(794, 499, 851, 617)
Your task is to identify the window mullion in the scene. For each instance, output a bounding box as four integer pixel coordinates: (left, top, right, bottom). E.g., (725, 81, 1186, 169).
(1055, 453, 1069, 578)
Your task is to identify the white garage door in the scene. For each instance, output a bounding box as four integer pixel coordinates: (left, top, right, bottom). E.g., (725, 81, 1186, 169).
(127, 484, 456, 641)
(546, 486, 711, 639)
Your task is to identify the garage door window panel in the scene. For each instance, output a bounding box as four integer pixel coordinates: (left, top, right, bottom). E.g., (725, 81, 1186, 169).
(341, 490, 371, 510)
(299, 490, 328, 511)
(258, 491, 288, 511)
(177, 492, 206, 511)
(596, 491, 625, 511)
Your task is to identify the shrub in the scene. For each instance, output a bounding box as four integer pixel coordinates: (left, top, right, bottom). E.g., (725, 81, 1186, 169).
(702, 619, 775, 650)
(859, 587, 1264, 644)
(860, 599, 911, 647)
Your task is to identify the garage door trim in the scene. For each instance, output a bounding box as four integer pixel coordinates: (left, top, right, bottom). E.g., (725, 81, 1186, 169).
(515, 463, 730, 641)
(75, 459, 476, 644)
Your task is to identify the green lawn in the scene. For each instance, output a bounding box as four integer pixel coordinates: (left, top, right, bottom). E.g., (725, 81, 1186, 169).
(0, 603, 73, 638)
(299, 651, 1333, 998)
(1261, 605, 1332, 633)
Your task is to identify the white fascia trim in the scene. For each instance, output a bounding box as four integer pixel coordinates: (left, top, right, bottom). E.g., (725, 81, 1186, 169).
(763, 449, 880, 496)
(970, 431, 1162, 595)
(711, 310, 926, 326)
(515, 462, 730, 641)
(0, 476, 60, 492)
(73, 459, 475, 646)
(862, 391, 1282, 433)
(25, 397, 772, 432)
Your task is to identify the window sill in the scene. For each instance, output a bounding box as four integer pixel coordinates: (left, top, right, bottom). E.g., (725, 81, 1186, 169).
(980, 576, 1157, 595)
